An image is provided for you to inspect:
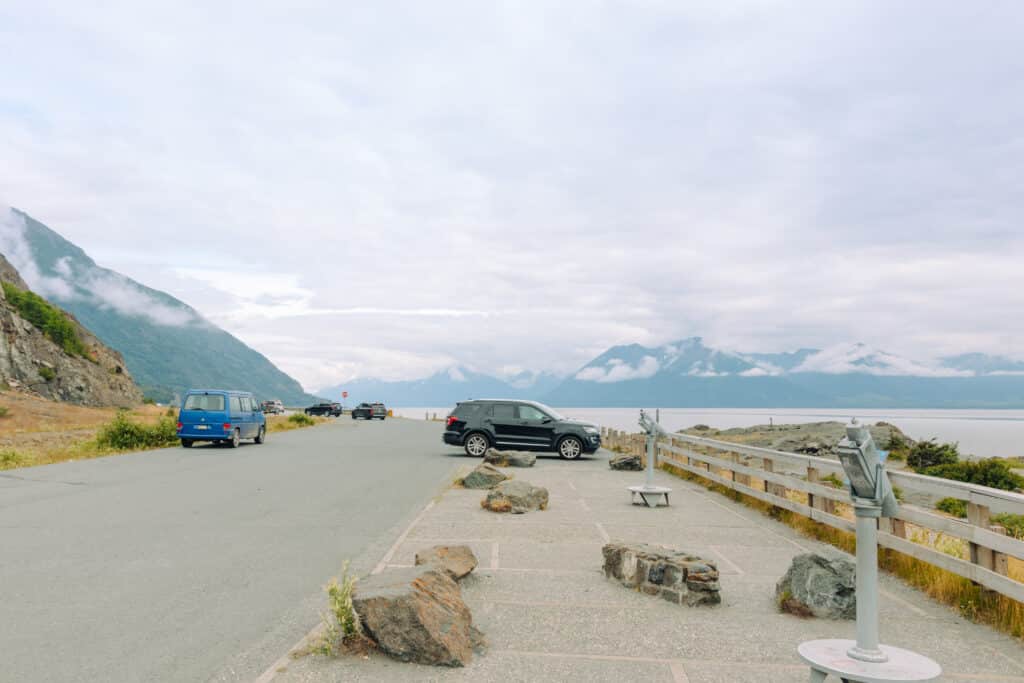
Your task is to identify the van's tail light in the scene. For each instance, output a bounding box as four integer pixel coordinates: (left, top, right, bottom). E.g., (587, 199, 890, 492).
(446, 415, 458, 428)
(223, 423, 232, 431)
(176, 422, 183, 430)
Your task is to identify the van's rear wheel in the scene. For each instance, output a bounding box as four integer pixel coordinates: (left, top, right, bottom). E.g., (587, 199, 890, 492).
(228, 429, 240, 449)
(255, 426, 265, 444)
(558, 436, 583, 460)
(464, 432, 490, 457)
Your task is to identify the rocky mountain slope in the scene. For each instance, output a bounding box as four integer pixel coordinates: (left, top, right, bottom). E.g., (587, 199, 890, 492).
(0, 254, 142, 407)
(0, 208, 319, 405)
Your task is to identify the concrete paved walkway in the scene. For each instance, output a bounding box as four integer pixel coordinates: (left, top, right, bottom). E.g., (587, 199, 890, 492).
(275, 449, 1024, 683)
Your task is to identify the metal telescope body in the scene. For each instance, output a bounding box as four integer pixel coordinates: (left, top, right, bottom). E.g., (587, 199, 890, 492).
(628, 410, 672, 507)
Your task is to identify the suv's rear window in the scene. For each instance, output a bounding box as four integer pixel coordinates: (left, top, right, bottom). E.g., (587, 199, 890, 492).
(184, 394, 225, 411)
(492, 403, 516, 419)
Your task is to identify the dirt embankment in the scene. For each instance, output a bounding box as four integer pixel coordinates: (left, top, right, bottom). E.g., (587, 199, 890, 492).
(682, 420, 912, 458)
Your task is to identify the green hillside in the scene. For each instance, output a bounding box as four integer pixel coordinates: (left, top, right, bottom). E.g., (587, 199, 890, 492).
(10, 209, 318, 405)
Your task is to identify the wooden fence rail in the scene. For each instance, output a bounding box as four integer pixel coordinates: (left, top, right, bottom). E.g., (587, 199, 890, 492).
(600, 427, 1024, 604)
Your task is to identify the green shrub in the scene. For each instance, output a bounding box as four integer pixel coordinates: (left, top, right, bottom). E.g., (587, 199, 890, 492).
(936, 497, 967, 518)
(0, 406, 8, 418)
(2, 282, 88, 358)
(288, 413, 316, 427)
(992, 513, 1024, 539)
(0, 449, 27, 469)
(142, 397, 156, 405)
(907, 439, 960, 471)
(922, 459, 1024, 492)
(821, 473, 844, 489)
(38, 366, 56, 382)
(318, 563, 361, 655)
(885, 431, 910, 460)
(95, 411, 179, 450)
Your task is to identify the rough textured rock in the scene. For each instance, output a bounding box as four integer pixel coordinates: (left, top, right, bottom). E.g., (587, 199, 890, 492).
(602, 542, 721, 607)
(775, 553, 856, 619)
(460, 463, 509, 489)
(482, 479, 548, 513)
(609, 452, 643, 471)
(352, 565, 483, 667)
(0, 255, 142, 407)
(415, 545, 479, 580)
(484, 448, 537, 468)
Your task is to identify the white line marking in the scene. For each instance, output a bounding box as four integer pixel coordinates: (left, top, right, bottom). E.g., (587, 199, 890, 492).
(373, 500, 435, 575)
(253, 498, 436, 683)
(578, 498, 592, 512)
(490, 541, 500, 570)
(669, 660, 690, 683)
(567, 480, 578, 492)
(595, 521, 611, 543)
(709, 545, 744, 575)
(879, 588, 930, 618)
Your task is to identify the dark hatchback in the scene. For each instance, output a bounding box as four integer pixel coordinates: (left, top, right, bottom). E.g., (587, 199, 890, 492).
(443, 399, 601, 459)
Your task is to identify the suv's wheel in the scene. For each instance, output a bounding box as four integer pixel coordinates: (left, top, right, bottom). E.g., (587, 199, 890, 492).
(558, 435, 583, 460)
(464, 432, 490, 457)
(228, 429, 240, 449)
(255, 426, 265, 444)
(181, 439, 193, 448)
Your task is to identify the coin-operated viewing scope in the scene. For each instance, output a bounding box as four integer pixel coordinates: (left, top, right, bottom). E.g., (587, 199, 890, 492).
(835, 418, 898, 517)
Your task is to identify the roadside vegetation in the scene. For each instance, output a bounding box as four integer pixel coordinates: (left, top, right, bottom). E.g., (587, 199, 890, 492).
(315, 563, 364, 656)
(267, 412, 323, 432)
(2, 282, 91, 359)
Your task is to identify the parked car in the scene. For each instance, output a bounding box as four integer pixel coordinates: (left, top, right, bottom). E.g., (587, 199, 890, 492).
(177, 389, 267, 448)
(443, 399, 600, 459)
(260, 399, 284, 414)
(305, 402, 342, 417)
(351, 402, 386, 420)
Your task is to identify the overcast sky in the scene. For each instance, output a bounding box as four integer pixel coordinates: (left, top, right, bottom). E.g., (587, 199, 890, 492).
(1, 2, 1022, 391)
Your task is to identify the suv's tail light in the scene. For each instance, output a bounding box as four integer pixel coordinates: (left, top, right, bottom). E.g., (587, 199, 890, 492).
(446, 415, 458, 428)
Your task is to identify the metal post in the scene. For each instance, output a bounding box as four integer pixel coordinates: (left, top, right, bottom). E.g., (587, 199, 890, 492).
(850, 505, 886, 662)
(646, 429, 656, 489)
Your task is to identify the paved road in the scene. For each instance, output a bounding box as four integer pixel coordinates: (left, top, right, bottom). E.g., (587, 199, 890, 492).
(0, 418, 460, 683)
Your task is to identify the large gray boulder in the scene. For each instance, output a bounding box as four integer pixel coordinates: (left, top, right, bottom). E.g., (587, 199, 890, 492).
(352, 565, 483, 666)
(484, 448, 537, 468)
(602, 542, 721, 607)
(609, 452, 643, 471)
(481, 480, 548, 514)
(460, 463, 509, 489)
(415, 545, 478, 581)
(776, 553, 856, 619)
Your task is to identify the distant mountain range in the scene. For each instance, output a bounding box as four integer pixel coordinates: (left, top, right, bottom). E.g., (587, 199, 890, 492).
(320, 368, 563, 407)
(0, 208, 319, 404)
(324, 338, 1024, 409)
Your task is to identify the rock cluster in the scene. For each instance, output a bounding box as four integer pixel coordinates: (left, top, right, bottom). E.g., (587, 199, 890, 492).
(353, 546, 483, 667)
(609, 452, 643, 471)
(460, 463, 509, 489)
(481, 480, 548, 513)
(602, 542, 721, 607)
(483, 448, 536, 468)
(775, 553, 856, 619)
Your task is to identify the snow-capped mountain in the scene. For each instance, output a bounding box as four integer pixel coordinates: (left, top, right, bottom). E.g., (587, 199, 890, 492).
(319, 367, 561, 406)
(544, 338, 1024, 408)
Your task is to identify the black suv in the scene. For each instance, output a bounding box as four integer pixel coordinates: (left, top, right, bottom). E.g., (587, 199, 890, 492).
(305, 402, 342, 417)
(443, 399, 601, 459)
(351, 402, 387, 420)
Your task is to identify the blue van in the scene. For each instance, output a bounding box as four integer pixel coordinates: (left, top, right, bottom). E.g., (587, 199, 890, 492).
(177, 389, 267, 448)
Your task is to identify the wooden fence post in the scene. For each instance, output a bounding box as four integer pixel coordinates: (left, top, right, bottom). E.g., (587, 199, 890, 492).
(807, 467, 836, 515)
(991, 525, 1010, 576)
(967, 501, 995, 571)
(763, 459, 787, 500)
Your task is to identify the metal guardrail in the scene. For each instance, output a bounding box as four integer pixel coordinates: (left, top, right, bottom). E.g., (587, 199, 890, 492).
(601, 428, 1024, 604)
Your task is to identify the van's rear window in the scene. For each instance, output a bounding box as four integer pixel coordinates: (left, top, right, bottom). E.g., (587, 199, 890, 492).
(184, 394, 226, 411)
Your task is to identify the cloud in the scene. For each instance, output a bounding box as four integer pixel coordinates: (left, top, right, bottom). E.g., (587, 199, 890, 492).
(0, 206, 197, 327)
(792, 343, 973, 378)
(2, 4, 1023, 387)
(576, 356, 660, 383)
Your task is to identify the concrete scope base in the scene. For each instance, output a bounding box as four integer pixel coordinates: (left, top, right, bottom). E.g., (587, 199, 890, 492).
(628, 485, 672, 507)
(799, 639, 941, 682)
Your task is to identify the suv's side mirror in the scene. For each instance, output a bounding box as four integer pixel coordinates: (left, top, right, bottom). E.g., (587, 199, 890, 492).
(542, 417, 553, 424)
